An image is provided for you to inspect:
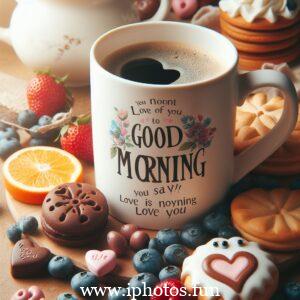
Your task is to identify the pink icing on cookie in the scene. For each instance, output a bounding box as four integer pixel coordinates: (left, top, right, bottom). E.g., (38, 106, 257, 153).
(211, 256, 250, 282)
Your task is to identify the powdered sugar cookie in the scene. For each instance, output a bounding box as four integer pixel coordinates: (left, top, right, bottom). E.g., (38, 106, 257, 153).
(231, 189, 300, 251)
(181, 237, 278, 300)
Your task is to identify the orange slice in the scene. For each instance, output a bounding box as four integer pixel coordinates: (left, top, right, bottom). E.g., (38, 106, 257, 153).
(3, 146, 83, 205)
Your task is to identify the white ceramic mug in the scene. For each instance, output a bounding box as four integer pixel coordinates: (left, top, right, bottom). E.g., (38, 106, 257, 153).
(90, 22, 298, 229)
(0, 0, 171, 86)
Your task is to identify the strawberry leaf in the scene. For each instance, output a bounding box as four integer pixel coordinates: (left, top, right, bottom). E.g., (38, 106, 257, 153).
(59, 125, 69, 138)
(77, 114, 91, 125)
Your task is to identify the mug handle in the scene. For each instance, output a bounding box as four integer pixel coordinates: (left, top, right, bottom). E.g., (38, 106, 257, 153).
(145, 0, 171, 22)
(233, 70, 298, 183)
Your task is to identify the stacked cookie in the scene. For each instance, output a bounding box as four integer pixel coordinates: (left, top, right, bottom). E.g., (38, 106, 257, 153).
(219, 0, 300, 70)
(235, 92, 300, 175)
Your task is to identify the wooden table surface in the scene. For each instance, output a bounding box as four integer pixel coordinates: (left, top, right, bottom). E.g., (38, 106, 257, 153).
(0, 1, 300, 299)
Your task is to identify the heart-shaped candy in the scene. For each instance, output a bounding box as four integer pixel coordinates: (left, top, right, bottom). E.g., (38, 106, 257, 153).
(11, 239, 51, 278)
(85, 250, 117, 277)
(172, 0, 198, 19)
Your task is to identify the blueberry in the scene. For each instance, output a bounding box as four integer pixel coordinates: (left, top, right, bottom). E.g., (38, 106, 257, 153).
(203, 211, 230, 234)
(17, 110, 38, 128)
(133, 248, 164, 275)
(71, 271, 100, 295)
(57, 293, 78, 300)
(0, 138, 21, 158)
(159, 265, 181, 281)
(129, 273, 159, 291)
(252, 175, 280, 190)
(289, 178, 300, 190)
(0, 127, 19, 140)
(148, 238, 165, 253)
(287, 0, 297, 11)
(18, 216, 38, 235)
(284, 282, 300, 300)
(164, 244, 188, 266)
(108, 287, 129, 300)
(29, 138, 50, 147)
(48, 256, 74, 279)
(6, 224, 22, 243)
(180, 224, 208, 248)
(38, 115, 52, 126)
(156, 229, 180, 247)
(218, 225, 240, 239)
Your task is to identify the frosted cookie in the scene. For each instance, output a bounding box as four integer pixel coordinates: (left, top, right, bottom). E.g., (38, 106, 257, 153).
(181, 237, 278, 300)
(231, 189, 300, 251)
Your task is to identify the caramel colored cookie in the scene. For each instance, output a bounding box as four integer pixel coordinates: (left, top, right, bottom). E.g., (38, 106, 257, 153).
(220, 18, 300, 44)
(238, 42, 300, 70)
(181, 237, 278, 300)
(41, 183, 108, 247)
(225, 34, 299, 54)
(221, 11, 300, 31)
(235, 92, 300, 174)
(235, 93, 283, 153)
(231, 189, 300, 251)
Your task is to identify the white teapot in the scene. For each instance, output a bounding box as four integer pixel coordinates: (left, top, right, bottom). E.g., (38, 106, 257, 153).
(0, 0, 171, 86)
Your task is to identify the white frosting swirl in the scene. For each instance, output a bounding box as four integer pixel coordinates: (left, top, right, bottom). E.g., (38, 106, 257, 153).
(219, 0, 300, 23)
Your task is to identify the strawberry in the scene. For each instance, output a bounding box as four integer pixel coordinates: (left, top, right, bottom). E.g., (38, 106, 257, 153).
(27, 71, 70, 117)
(151, 279, 194, 300)
(60, 115, 94, 163)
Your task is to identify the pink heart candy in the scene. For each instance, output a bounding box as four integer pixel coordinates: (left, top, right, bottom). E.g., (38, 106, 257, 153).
(28, 286, 45, 300)
(172, 0, 198, 19)
(11, 289, 31, 300)
(85, 249, 117, 277)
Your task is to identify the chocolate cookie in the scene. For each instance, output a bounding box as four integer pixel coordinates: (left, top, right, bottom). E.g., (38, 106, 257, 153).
(41, 183, 108, 247)
(11, 239, 52, 278)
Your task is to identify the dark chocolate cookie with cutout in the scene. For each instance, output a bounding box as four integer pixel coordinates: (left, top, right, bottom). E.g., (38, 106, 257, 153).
(41, 183, 108, 247)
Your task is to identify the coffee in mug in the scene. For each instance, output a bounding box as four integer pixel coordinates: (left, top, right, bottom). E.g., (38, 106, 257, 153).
(90, 22, 298, 229)
(101, 41, 224, 85)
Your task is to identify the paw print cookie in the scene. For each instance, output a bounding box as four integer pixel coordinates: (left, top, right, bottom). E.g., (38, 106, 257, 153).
(181, 237, 278, 300)
(231, 188, 300, 251)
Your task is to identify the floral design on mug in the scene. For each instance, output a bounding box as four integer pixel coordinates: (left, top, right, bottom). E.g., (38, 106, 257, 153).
(179, 115, 216, 151)
(110, 107, 134, 158)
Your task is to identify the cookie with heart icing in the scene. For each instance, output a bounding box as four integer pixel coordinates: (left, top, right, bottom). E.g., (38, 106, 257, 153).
(181, 237, 278, 300)
(231, 188, 300, 251)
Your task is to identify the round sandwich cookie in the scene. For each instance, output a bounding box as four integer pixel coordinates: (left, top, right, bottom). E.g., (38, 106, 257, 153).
(41, 183, 108, 247)
(181, 237, 279, 300)
(231, 188, 300, 251)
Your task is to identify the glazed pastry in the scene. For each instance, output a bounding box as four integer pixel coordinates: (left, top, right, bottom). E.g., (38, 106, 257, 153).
(219, 0, 300, 70)
(41, 183, 108, 247)
(235, 92, 300, 175)
(231, 188, 300, 251)
(181, 237, 279, 300)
